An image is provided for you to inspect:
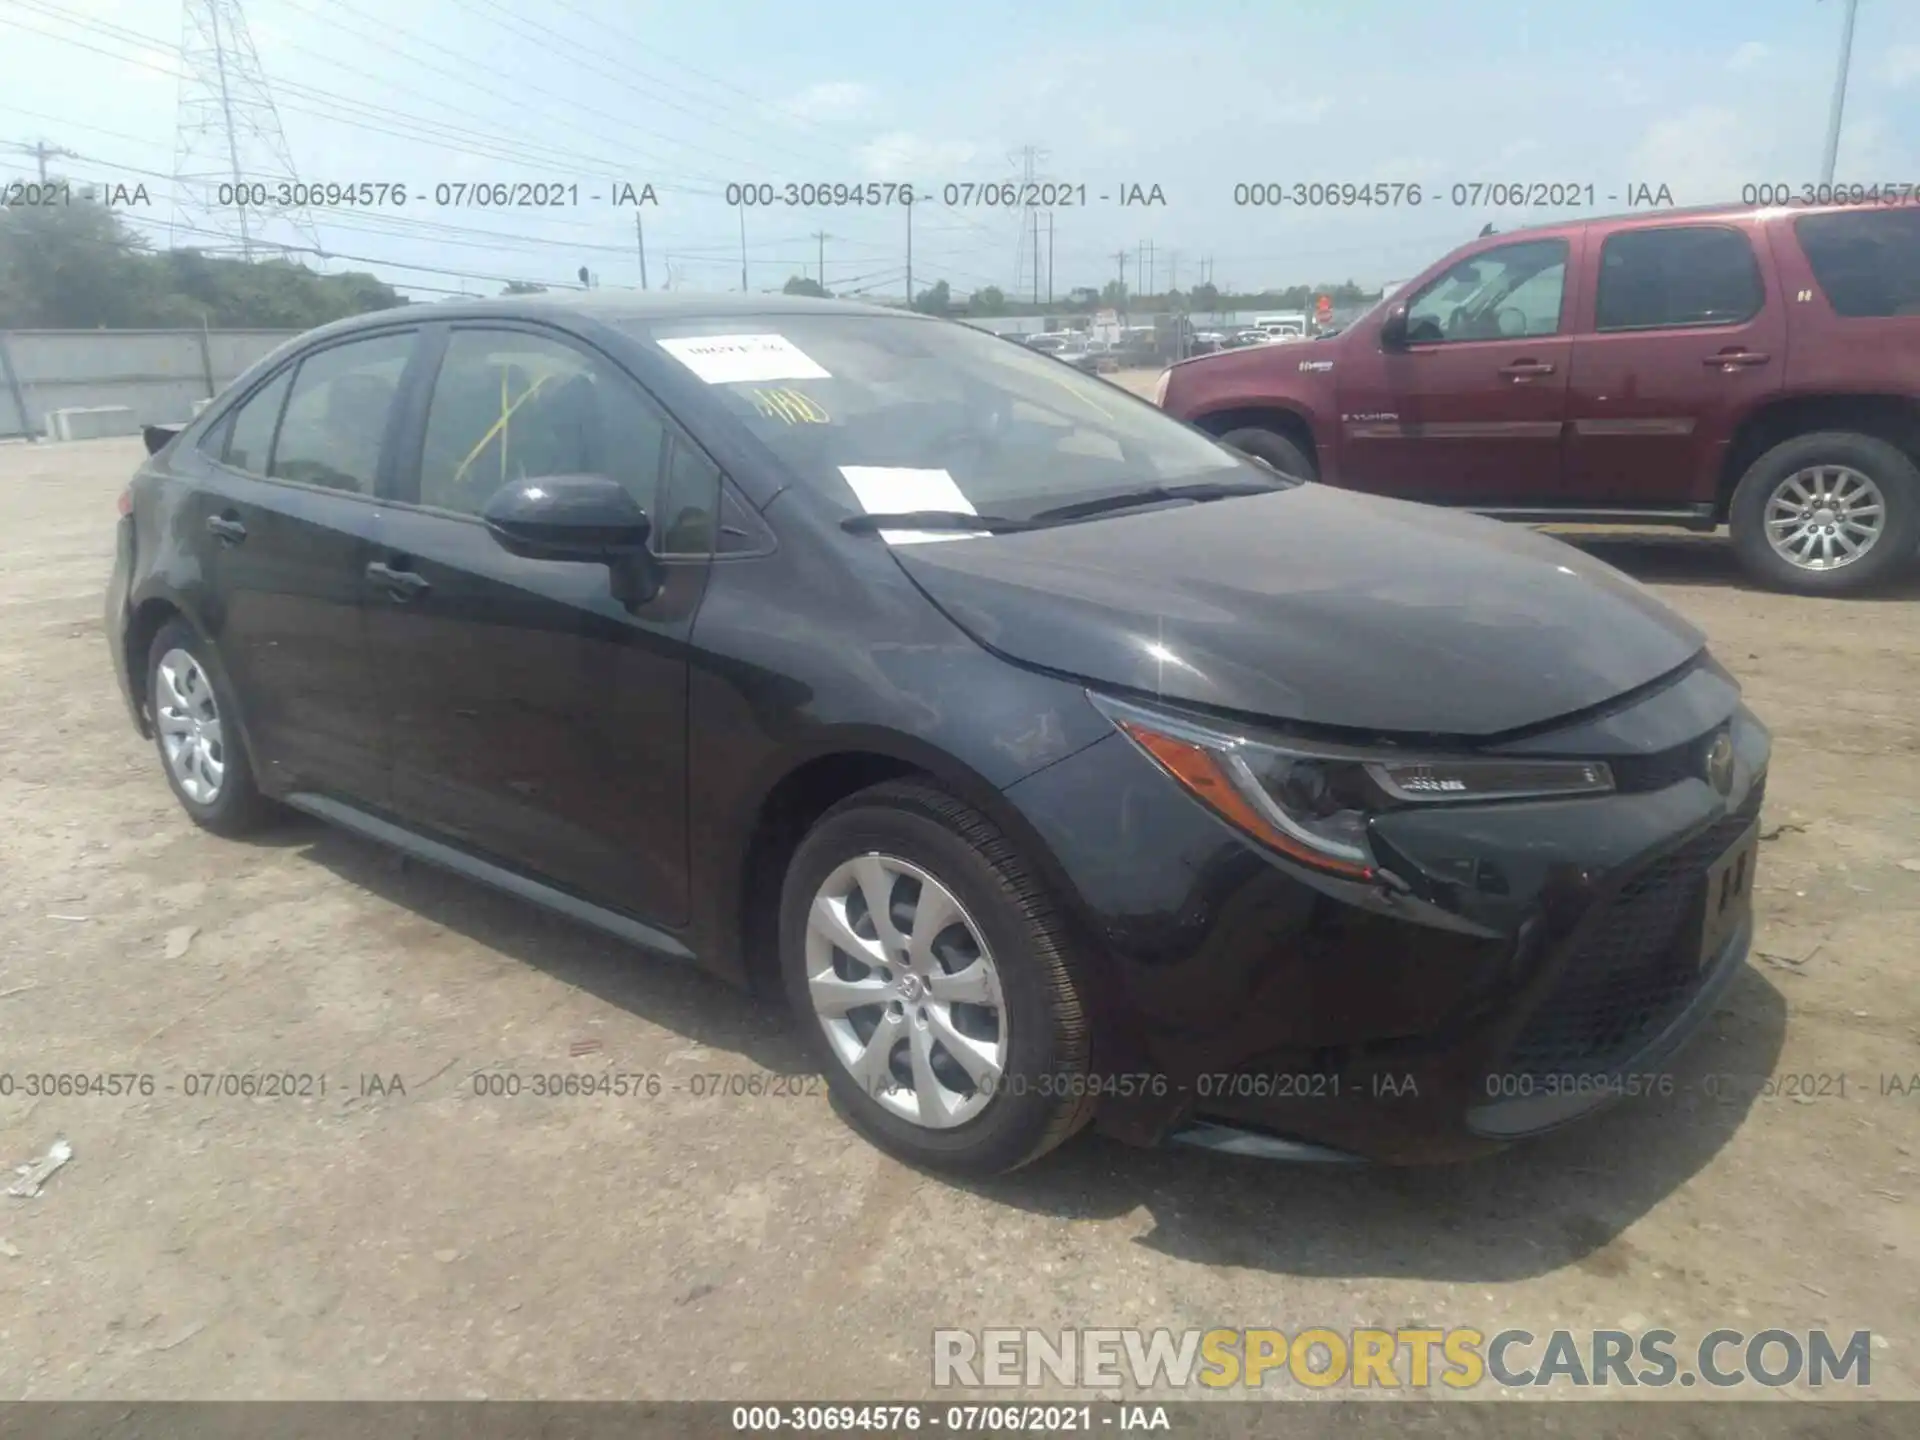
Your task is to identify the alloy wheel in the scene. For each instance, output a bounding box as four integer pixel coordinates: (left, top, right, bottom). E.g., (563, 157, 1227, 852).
(1764, 465, 1886, 572)
(805, 853, 1008, 1128)
(154, 648, 226, 805)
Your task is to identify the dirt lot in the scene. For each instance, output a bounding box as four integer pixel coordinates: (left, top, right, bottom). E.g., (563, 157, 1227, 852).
(1, 436, 1917, 1406)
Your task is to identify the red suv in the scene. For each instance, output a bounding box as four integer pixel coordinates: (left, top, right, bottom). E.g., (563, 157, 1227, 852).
(1156, 203, 1920, 594)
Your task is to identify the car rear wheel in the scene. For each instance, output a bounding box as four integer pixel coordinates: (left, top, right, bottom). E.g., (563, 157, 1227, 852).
(1218, 426, 1317, 481)
(147, 618, 275, 836)
(779, 779, 1097, 1175)
(1729, 431, 1920, 595)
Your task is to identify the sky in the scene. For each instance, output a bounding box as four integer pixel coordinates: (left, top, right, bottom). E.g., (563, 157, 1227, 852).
(2, 0, 1918, 303)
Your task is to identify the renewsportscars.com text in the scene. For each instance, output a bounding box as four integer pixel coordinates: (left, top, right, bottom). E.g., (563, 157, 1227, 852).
(933, 1327, 1874, 1391)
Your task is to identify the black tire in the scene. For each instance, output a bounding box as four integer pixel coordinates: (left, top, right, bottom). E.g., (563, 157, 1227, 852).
(779, 779, 1097, 1176)
(1728, 431, 1920, 595)
(146, 617, 276, 837)
(1218, 425, 1318, 481)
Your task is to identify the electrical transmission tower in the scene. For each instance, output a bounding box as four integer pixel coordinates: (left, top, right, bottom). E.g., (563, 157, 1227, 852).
(172, 0, 319, 262)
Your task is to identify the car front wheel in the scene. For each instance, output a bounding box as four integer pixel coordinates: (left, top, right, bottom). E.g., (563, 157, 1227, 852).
(1218, 426, 1317, 481)
(1728, 431, 1920, 595)
(146, 618, 275, 836)
(779, 780, 1097, 1175)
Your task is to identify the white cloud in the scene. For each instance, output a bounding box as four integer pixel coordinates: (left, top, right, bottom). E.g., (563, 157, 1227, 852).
(784, 82, 874, 122)
(857, 132, 979, 180)
(1627, 105, 1753, 204)
(1726, 41, 1768, 72)
(1881, 45, 1920, 88)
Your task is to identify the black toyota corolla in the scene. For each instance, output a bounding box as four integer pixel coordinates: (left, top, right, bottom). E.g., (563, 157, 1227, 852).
(107, 293, 1769, 1174)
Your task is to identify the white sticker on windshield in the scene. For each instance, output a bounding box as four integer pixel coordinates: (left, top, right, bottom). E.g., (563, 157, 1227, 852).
(839, 466, 988, 546)
(657, 333, 830, 385)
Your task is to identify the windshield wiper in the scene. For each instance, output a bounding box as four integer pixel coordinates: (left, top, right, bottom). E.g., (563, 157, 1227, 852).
(1026, 478, 1286, 525)
(840, 510, 1036, 535)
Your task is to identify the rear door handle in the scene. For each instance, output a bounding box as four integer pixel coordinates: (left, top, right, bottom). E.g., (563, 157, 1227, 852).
(1705, 350, 1771, 368)
(1500, 361, 1556, 378)
(205, 514, 247, 544)
(366, 560, 431, 601)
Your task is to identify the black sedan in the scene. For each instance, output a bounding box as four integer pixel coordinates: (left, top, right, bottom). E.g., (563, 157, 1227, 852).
(108, 293, 1769, 1174)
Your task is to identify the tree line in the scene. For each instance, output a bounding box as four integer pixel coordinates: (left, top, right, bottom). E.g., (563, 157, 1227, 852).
(785, 274, 1380, 317)
(0, 182, 405, 330)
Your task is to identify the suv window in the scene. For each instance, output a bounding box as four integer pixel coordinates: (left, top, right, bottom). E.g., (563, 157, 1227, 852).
(1794, 209, 1920, 318)
(417, 328, 705, 554)
(1404, 239, 1568, 343)
(1594, 225, 1764, 331)
(212, 366, 294, 475)
(270, 332, 415, 493)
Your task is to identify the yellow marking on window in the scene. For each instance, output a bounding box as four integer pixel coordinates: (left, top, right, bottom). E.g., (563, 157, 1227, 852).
(453, 368, 553, 487)
(746, 386, 829, 424)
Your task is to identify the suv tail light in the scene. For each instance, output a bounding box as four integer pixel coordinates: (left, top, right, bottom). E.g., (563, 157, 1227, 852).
(1152, 369, 1171, 407)
(116, 487, 133, 518)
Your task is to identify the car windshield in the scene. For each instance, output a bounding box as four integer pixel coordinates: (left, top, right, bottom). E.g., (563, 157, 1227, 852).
(621, 313, 1253, 524)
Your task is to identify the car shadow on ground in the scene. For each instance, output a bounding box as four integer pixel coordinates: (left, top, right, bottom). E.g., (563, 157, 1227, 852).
(964, 965, 1788, 1283)
(286, 811, 1787, 1285)
(1552, 528, 1920, 599)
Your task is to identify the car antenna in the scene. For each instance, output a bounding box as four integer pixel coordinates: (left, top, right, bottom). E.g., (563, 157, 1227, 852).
(1478, 222, 1497, 237)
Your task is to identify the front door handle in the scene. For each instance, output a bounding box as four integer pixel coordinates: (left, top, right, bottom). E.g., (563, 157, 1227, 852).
(366, 560, 431, 601)
(1500, 360, 1556, 378)
(205, 514, 247, 544)
(1705, 350, 1772, 369)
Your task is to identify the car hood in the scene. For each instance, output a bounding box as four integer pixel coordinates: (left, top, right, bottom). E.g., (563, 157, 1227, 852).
(890, 486, 1704, 739)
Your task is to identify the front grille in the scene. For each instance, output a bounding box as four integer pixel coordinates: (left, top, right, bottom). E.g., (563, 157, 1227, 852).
(1496, 782, 1763, 1077)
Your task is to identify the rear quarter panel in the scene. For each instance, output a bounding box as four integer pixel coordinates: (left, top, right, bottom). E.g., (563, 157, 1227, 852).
(1766, 206, 1920, 400)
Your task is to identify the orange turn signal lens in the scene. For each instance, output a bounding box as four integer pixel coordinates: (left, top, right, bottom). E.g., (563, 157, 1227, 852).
(1119, 720, 1374, 881)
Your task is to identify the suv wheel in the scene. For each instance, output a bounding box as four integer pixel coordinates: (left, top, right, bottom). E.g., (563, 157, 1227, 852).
(1218, 426, 1317, 481)
(779, 780, 1096, 1175)
(1729, 431, 1920, 595)
(147, 618, 275, 836)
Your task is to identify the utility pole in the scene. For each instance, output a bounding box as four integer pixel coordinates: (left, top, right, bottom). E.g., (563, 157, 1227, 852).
(738, 205, 748, 293)
(1047, 211, 1054, 306)
(1821, 0, 1861, 185)
(1032, 208, 1040, 306)
(11, 140, 76, 183)
(812, 230, 830, 289)
(1147, 240, 1156, 298)
(1112, 249, 1128, 300)
(905, 201, 913, 308)
(635, 210, 648, 290)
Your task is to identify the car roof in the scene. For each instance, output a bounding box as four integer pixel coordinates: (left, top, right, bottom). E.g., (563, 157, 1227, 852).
(292, 289, 933, 346)
(1481, 199, 1897, 245)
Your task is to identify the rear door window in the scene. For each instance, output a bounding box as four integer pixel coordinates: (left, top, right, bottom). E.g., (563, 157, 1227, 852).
(1793, 209, 1920, 318)
(1594, 226, 1765, 331)
(269, 331, 416, 494)
(214, 367, 294, 475)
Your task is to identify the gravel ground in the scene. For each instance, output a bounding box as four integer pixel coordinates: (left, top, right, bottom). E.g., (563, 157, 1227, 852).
(1, 436, 1916, 1408)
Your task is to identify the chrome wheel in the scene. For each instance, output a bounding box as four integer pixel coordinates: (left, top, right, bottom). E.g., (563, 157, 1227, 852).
(1765, 465, 1885, 572)
(805, 853, 1008, 1129)
(154, 647, 226, 805)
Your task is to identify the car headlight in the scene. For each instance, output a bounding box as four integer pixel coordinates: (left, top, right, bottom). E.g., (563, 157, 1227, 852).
(1151, 368, 1171, 407)
(1090, 693, 1614, 882)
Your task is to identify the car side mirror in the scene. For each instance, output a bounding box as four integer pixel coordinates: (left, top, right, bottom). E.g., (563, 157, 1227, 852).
(482, 474, 663, 607)
(1378, 301, 1410, 350)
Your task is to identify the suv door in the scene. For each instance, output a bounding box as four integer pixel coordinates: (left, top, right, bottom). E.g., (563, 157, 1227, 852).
(187, 327, 418, 801)
(1335, 235, 1574, 503)
(1565, 218, 1785, 506)
(363, 322, 716, 926)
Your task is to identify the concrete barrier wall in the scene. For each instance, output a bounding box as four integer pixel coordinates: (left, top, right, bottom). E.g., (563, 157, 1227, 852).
(0, 328, 302, 440)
